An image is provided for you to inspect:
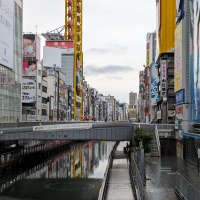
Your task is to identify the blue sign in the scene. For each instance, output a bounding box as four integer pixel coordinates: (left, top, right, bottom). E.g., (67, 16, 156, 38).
(175, 89, 185, 104)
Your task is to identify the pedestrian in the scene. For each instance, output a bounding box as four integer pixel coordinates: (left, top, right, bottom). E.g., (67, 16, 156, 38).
(126, 142, 129, 153)
(16, 119, 19, 122)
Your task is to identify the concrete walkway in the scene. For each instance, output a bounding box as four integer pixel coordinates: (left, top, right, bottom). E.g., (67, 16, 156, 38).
(145, 156, 200, 200)
(105, 142, 135, 200)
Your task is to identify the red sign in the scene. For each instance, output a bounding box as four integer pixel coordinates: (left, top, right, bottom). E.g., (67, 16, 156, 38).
(45, 40, 74, 53)
(176, 105, 183, 114)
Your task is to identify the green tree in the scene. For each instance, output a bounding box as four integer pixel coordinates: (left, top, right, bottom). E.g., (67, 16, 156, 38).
(133, 127, 153, 153)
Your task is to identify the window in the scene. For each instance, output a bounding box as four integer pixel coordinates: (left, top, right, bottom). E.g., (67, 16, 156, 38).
(42, 109, 47, 116)
(38, 83, 41, 89)
(38, 70, 41, 76)
(42, 97, 47, 104)
(42, 86, 47, 93)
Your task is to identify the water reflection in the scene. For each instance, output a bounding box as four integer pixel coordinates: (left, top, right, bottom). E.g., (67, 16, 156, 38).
(0, 141, 115, 200)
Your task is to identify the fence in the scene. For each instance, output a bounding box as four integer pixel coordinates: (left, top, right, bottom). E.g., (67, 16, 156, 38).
(129, 151, 147, 200)
(175, 172, 200, 200)
(98, 142, 119, 200)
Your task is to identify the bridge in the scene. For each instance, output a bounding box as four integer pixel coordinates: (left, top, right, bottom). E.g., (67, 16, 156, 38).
(0, 122, 134, 141)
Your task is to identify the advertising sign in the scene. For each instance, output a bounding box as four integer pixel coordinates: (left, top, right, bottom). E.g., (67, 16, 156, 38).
(0, 0, 14, 69)
(146, 33, 151, 67)
(43, 46, 62, 68)
(175, 22, 182, 92)
(27, 114, 36, 121)
(190, 2, 200, 123)
(139, 71, 145, 93)
(22, 61, 37, 76)
(45, 41, 74, 53)
(150, 63, 159, 105)
(157, 110, 161, 119)
(176, 105, 183, 120)
(168, 110, 176, 117)
(160, 60, 167, 95)
(23, 34, 40, 58)
(22, 78, 36, 103)
(175, 89, 185, 104)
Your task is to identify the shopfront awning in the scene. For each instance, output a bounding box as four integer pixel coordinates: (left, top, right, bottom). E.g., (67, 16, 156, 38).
(183, 133, 200, 139)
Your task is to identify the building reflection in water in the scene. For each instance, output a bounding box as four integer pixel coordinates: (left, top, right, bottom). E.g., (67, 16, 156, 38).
(0, 141, 115, 194)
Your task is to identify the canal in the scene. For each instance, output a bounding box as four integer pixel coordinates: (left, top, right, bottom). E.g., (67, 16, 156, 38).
(0, 141, 115, 200)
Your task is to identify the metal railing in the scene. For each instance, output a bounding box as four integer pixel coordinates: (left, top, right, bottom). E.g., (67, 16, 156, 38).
(129, 152, 147, 200)
(98, 142, 118, 200)
(175, 172, 200, 200)
(155, 125, 161, 157)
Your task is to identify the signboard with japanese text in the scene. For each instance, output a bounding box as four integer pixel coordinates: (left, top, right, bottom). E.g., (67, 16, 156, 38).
(22, 78, 36, 103)
(160, 60, 167, 95)
(175, 22, 182, 92)
(45, 40, 74, 53)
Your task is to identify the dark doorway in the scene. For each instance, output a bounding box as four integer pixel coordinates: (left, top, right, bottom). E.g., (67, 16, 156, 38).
(160, 138, 176, 156)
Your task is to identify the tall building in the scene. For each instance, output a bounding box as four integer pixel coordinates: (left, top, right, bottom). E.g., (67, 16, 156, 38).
(0, 0, 23, 122)
(129, 92, 137, 108)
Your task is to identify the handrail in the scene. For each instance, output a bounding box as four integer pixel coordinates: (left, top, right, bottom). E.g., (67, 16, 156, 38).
(175, 172, 200, 200)
(129, 152, 147, 200)
(98, 142, 118, 200)
(155, 125, 161, 157)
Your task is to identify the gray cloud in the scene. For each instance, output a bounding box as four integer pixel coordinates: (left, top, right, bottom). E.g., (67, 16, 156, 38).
(86, 45, 127, 54)
(85, 65, 135, 75)
(86, 48, 111, 53)
(106, 76, 124, 80)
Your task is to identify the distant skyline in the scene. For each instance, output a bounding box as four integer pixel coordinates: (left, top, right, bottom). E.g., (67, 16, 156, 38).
(23, 0, 156, 103)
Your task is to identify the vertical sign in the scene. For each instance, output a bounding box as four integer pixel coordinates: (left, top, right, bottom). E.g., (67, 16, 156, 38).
(175, 22, 182, 92)
(161, 60, 167, 95)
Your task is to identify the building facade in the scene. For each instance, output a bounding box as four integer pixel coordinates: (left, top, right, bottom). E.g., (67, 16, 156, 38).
(0, 0, 23, 122)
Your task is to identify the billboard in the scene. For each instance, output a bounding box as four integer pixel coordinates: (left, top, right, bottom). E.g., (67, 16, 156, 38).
(23, 34, 41, 60)
(160, 60, 167, 96)
(45, 41, 74, 53)
(139, 71, 145, 93)
(22, 78, 36, 103)
(190, 1, 200, 122)
(0, 0, 14, 69)
(22, 61, 37, 76)
(43, 46, 62, 68)
(174, 22, 182, 92)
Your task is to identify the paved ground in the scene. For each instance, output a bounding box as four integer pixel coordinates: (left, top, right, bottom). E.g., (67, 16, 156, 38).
(105, 142, 135, 200)
(145, 156, 200, 200)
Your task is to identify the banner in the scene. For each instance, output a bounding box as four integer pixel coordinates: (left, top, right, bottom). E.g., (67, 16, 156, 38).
(175, 22, 182, 92)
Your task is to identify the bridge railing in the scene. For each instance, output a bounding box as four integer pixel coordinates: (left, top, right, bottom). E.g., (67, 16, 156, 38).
(98, 142, 119, 200)
(0, 121, 84, 129)
(175, 172, 200, 200)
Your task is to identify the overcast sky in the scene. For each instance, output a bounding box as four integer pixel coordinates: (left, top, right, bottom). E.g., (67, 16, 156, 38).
(23, 0, 156, 103)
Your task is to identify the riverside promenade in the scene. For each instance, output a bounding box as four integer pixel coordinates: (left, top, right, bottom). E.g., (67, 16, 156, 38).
(105, 141, 135, 200)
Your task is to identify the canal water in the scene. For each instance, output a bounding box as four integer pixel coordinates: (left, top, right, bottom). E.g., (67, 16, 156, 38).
(0, 141, 115, 200)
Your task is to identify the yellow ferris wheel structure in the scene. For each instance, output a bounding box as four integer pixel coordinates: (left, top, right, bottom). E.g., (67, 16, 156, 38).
(64, 0, 83, 120)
